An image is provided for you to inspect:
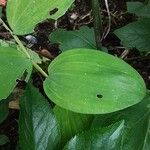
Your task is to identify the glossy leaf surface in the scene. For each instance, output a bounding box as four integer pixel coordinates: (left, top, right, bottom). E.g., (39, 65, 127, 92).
(0, 46, 32, 100)
(19, 85, 61, 150)
(7, 0, 74, 35)
(92, 96, 150, 150)
(63, 121, 124, 150)
(54, 106, 93, 146)
(44, 49, 146, 114)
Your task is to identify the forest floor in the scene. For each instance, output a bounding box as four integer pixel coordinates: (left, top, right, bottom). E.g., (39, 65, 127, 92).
(0, 0, 149, 149)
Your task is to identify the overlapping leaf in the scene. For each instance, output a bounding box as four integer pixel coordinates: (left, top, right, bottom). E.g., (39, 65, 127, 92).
(19, 85, 61, 150)
(0, 46, 32, 100)
(44, 48, 146, 114)
(7, 0, 74, 35)
(54, 106, 93, 147)
(92, 96, 150, 150)
(63, 121, 124, 150)
(50, 26, 96, 51)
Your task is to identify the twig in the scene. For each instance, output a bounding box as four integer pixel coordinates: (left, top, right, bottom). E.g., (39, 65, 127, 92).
(0, 18, 48, 78)
(91, 0, 102, 50)
(102, 0, 111, 40)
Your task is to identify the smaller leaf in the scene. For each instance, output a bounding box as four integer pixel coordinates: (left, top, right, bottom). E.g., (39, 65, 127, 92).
(19, 84, 61, 150)
(0, 134, 9, 146)
(50, 26, 96, 51)
(0, 99, 9, 124)
(0, 46, 32, 100)
(54, 106, 93, 147)
(127, 2, 144, 14)
(127, 1, 150, 18)
(63, 121, 124, 150)
(114, 18, 150, 51)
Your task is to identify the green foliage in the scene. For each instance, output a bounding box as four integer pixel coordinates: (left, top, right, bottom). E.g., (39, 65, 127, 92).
(0, 100, 9, 124)
(50, 26, 96, 51)
(0, 0, 149, 148)
(127, 1, 150, 18)
(6, 0, 75, 35)
(92, 96, 150, 150)
(115, 1, 150, 52)
(0, 46, 32, 100)
(63, 121, 124, 150)
(114, 18, 150, 51)
(44, 48, 146, 114)
(54, 106, 93, 146)
(19, 84, 61, 150)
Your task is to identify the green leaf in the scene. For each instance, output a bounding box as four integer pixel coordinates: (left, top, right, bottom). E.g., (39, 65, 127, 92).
(7, 0, 74, 35)
(0, 100, 9, 124)
(63, 121, 124, 150)
(19, 84, 61, 150)
(114, 18, 150, 52)
(50, 26, 96, 51)
(127, 2, 144, 14)
(0, 134, 9, 146)
(0, 46, 32, 100)
(53, 106, 93, 147)
(127, 1, 150, 18)
(91, 96, 150, 150)
(44, 48, 146, 114)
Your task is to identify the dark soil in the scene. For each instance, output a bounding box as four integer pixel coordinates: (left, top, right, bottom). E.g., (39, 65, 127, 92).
(0, 0, 149, 149)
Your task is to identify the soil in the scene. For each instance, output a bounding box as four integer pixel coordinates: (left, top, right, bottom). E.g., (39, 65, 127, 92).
(0, 0, 149, 149)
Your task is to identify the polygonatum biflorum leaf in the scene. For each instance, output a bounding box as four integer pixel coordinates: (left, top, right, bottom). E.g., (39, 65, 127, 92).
(44, 48, 146, 114)
(53, 106, 93, 147)
(19, 84, 61, 150)
(6, 0, 74, 35)
(114, 18, 150, 52)
(0, 99, 9, 124)
(63, 120, 124, 150)
(0, 46, 32, 101)
(50, 26, 96, 51)
(91, 95, 150, 150)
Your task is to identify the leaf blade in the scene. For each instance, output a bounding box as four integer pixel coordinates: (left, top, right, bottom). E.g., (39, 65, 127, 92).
(19, 84, 61, 150)
(44, 48, 146, 114)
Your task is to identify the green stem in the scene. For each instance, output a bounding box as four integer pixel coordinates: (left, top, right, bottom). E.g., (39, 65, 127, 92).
(91, 0, 102, 50)
(0, 18, 48, 78)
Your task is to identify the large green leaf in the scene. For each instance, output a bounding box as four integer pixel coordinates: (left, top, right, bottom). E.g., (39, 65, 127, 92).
(44, 48, 146, 114)
(19, 84, 61, 150)
(63, 121, 124, 150)
(7, 0, 74, 35)
(53, 106, 93, 147)
(0, 100, 9, 124)
(0, 46, 32, 100)
(50, 26, 96, 51)
(91, 96, 150, 150)
(114, 18, 150, 52)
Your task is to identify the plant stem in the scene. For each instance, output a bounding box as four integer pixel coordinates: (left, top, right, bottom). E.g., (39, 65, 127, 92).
(91, 0, 102, 50)
(0, 18, 48, 78)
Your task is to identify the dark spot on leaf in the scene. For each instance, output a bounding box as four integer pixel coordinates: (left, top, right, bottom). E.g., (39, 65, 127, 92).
(49, 8, 58, 15)
(97, 94, 103, 99)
